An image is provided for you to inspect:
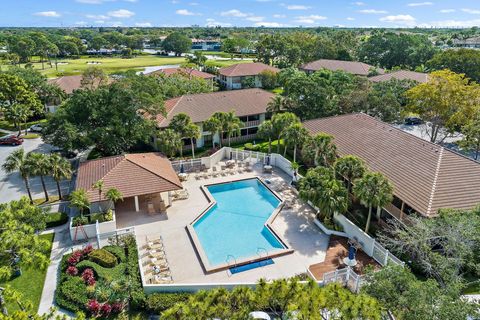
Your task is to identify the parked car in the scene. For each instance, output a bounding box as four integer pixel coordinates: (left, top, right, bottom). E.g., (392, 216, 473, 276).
(0, 135, 24, 146)
(29, 124, 44, 132)
(51, 146, 78, 159)
(404, 117, 423, 125)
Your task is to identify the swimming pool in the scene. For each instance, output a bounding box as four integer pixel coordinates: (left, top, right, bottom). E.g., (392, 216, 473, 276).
(191, 179, 288, 270)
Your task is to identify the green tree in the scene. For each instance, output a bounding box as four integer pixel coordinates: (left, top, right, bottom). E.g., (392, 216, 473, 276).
(48, 154, 72, 199)
(186, 51, 207, 68)
(281, 123, 309, 162)
(203, 116, 223, 148)
(0, 198, 50, 281)
(26, 153, 51, 202)
(353, 171, 393, 233)
(334, 155, 366, 201)
(184, 123, 201, 158)
(0, 74, 42, 135)
(69, 189, 90, 215)
(162, 32, 192, 56)
(257, 120, 275, 154)
(222, 111, 243, 147)
(80, 66, 108, 90)
(266, 95, 284, 114)
(271, 112, 299, 153)
(104, 188, 123, 210)
(157, 128, 182, 158)
(427, 48, 480, 83)
(303, 133, 337, 167)
(406, 70, 480, 143)
(259, 70, 278, 89)
(2, 149, 34, 202)
(92, 180, 104, 203)
(459, 111, 480, 160)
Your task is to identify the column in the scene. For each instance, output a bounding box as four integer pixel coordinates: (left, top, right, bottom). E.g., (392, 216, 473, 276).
(134, 196, 139, 212)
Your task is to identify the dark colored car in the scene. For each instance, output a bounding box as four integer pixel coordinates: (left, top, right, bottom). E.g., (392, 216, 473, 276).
(404, 117, 423, 125)
(0, 135, 24, 146)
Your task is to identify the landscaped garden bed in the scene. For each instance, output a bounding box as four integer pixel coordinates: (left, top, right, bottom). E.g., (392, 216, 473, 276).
(55, 234, 145, 318)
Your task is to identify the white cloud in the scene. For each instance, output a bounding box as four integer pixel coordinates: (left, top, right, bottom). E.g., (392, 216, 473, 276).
(246, 16, 265, 22)
(293, 14, 327, 24)
(108, 9, 135, 18)
(439, 9, 455, 13)
(75, 21, 87, 25)
(33, 11, 61, 17)
(86, 14, 110, 20)
(220, 9, 249, 17)
(380, 14, 416, 26)
(352, 1, 365, 5)
(273, 14, 286, 18)
(359, 9, 388, 14)
(255, 21, 284, 27)
(94, 20, 105, 24)
(176, 9, 201, 15)
(418, 18, 480, 27)
(285, 5, 310, 10)
(189, 2, 199, 5)
(205, 18, 232, 27)
(76, 0, 138, 3)
(407, 2, 433, 7)
(135, 22, 152, 27)
(462, 8, 480, 14)
(346, 17, 355, 21)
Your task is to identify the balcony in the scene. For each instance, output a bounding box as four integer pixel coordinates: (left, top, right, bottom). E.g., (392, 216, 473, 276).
(244, 120, 261, 128)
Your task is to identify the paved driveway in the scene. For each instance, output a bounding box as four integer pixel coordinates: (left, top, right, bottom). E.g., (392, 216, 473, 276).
(0, 135, 70, 204)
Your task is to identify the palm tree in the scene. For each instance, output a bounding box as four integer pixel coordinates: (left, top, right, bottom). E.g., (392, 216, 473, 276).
(334, 155, 366, 203)
(187, 51, 207, 69)
(2, 148, 34, 202)
(69, 189, 90, 215)
(48, 154, 72, 199)
(184, 123, 201, 158)
(281, 123, 309, 163)
(169, 113, 192, 134)
(305, 133, 337, 167)
(271, 112, 299, 154)
(157, 128, 182, 158)
(353, 172, 393, 233)
(223, 111, 243, 147)
(203, 116, 223, 148)
(92, 180, 104, 202)
(26, 152, 51, 202)
(257, 120, 275, 154)
(105, 187, 123, 210)
(267, 95, 284, 114)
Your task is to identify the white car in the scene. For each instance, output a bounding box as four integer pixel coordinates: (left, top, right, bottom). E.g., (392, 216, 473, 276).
(29, 124, 44, 132)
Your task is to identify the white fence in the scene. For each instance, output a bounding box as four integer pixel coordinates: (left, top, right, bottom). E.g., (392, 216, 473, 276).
(323, 267, 363, 293)
(69, 213, 116, 241)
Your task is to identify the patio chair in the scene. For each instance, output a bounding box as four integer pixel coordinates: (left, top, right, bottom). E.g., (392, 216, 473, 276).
(211, 166, 219, 177)
(220, 165, 228, 176)
(173, 188, 189, 200)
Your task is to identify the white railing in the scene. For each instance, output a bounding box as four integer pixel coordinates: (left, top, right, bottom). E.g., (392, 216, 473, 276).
(323, 267, 363, 293)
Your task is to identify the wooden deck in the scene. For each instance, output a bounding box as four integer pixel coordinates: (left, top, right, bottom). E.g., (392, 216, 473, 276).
(308, 236, 380, 281)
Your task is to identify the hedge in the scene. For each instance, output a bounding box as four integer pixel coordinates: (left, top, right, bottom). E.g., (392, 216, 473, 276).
(124, 235, 146, 310)
(76, 260, 126, 280)
(103, 245, 126, 262)
(88, 249, 117, 268)
(46, 212, 68, 228)
(56, 276, 89, 313)
(145, 293, 191, 314)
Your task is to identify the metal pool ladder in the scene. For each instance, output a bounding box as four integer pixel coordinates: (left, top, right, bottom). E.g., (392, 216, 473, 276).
(257, 247, 268, 260)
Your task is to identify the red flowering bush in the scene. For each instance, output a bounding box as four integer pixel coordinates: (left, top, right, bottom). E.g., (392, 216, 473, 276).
(101, 303, 112, 317)
(111, 302, 124, 313)
(66, 266, 78, 276)
(68, 250, 83, 266)
(81, 268, 96, 286)
(86, 299, 101, 315)
(82, 244, 93, 256)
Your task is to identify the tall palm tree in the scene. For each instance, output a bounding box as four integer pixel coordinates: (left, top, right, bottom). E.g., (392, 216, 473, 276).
(157, 128, 182, 158)
(48, 153, 72, 199)
(203, 116, 223, 148)
(271, 112, 299, 154)
(169, 113, 192, 135)
(334, 155, 366, 203)
(26, 152, 51, 202)
(184, 123, 201, 158)
(92, 180, 104, 202)
(267, 95, 284, 114)
(304, 133, 337, 167)
(105, 187, 123, 210)
(223, 111, 243, 147)
(281, 123, 309, 163)
(69, 189, 90, 215)
(257, 120, 275, 154)
(353, 172, 393, 233)
(2, 148, 34, 202)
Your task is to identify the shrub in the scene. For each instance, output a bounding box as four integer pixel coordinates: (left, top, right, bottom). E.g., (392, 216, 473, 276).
(68, 250, 84, 266)
(146, 293, 192, 313)
(57, 276, 89, 312)
(72, 215, 88, 226)
(46, 212, 68, 228)
(87, 299, 101, 316)
(82, 244, 94, 256)
(124, 235, 146, 310)
(76, 259, 126, 280)
(88, 249, 118, 268)
(89, 212, 105, 223)
(103, 245, 126, 262)
(244, 142, 260, 151)
(101, 303, 112, 317)
(67, 266, 78, 276)
(82, 268, 96, 286)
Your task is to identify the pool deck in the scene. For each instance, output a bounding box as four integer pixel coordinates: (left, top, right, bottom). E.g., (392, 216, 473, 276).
(116, 163, 329, 284)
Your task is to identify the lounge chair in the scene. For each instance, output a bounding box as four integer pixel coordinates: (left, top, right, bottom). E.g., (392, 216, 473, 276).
(211, 166, 219, 177)
(173, 189, 189, 200)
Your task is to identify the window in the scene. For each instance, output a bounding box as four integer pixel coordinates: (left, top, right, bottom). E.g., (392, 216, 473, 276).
(239, 116, 248, 122)
(240, 128, 248, 136)
(248, 127, 258, 135)
(248, 114, 260, 121)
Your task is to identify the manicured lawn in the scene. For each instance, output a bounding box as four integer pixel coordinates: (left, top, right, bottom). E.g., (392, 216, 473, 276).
(20, 55, 187, 78)
(205, 59, 253, 68)
(0, 232, 54, 313)
(0, 118, 47, 132)
(21, 133, 40, 139)
(33, 195, 61, 206)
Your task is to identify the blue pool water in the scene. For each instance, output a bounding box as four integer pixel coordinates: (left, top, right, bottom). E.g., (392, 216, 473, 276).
(193, 179, 285, 267)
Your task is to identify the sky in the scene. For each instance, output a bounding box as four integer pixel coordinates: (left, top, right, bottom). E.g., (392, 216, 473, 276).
(2, 0, 480, 28)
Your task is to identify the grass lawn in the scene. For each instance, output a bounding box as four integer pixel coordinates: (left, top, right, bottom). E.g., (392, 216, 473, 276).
(33, 195, 61, 206)
(0, 119, 47, 132)
(21, 133, 40, 139)
(19, 55, 187, 78)
(205, 59, 253, 68)
(0, 232, 55, 313)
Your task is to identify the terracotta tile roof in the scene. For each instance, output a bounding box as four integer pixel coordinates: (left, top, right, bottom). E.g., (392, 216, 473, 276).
(151, 67, 215, 80)
(368, 70, 428, 83)
(218, 62, 279, 77)
(76, 152, 182, 202)
(47, 75, 111, 94)
(303, 113, 480, 217)
(156, 88, 275, 127)
(300, 59, 384, 76)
